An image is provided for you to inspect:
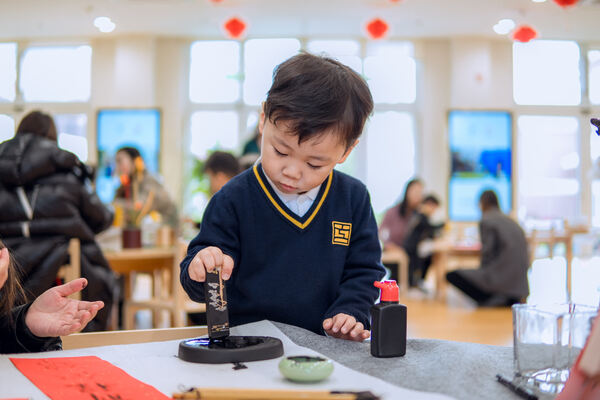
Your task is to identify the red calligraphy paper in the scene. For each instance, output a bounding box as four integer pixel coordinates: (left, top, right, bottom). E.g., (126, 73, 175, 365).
(10, 356, 170, 400)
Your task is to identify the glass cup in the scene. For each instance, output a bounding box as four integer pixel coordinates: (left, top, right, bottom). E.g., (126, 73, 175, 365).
(512, 303, 598, 394)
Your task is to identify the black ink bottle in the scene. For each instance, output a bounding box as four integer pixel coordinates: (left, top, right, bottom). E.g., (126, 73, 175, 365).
(370, 280, 407, 358)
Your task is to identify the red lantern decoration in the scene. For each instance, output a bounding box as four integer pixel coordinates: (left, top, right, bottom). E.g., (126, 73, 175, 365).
(553, 0, 578, 7)
(223, 17, 246, 39)
(512, 25, 538, 43)
(209, 0, 224, 3)
(366, 18, 389, 40)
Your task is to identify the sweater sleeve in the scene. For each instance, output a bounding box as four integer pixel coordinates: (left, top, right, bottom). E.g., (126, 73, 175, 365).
(180, 191, 240, 303)
(324, 188, 385, 330)
(0, 304, 62, 354)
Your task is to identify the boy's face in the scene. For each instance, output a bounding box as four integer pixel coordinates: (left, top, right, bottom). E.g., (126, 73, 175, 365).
(260, 116, 355, 194)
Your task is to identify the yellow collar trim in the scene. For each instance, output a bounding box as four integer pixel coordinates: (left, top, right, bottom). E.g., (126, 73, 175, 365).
(253, 165, 332, 229)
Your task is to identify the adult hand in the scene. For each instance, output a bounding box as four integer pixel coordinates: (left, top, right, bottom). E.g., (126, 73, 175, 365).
(188, 246, 234, 282)
(323, 313, 370, 342)
(0, 247, 8, 290)
(25, 278, 104, 337)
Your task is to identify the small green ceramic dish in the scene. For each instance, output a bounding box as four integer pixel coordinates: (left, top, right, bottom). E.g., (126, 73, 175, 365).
(278, 356, 334, 383)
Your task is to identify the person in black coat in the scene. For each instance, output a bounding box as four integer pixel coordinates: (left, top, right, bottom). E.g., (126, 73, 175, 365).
(0, 241, 103, 353)
(0, 111, 116, 331)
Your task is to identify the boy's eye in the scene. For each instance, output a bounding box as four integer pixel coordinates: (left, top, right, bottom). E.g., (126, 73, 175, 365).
(274, 147, 287, 157)
(307, 163, 323, 170)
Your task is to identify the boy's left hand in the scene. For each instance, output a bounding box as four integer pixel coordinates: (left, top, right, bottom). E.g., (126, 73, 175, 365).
(323, 313, 370, 342)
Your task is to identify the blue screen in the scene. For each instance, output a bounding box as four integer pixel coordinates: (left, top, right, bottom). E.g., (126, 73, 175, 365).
(96, 109, 161, 203)
(448, 110, 512, 221)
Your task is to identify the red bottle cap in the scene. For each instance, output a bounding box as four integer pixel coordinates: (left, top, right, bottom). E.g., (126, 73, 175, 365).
(374, 280, 399, 302)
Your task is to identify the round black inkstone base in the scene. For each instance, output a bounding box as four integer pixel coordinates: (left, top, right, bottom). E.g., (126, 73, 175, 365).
(178, 336, 284, 364)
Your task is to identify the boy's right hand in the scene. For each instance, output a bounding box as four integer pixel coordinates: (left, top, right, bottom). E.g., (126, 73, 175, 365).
(188, 246, 234, 282)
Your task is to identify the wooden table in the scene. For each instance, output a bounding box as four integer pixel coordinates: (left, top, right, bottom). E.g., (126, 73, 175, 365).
(104, 246, 177, 300)
(430, 241, 481, 301)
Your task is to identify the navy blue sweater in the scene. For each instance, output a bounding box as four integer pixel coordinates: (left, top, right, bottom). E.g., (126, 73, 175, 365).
(180, 164, 385, 335)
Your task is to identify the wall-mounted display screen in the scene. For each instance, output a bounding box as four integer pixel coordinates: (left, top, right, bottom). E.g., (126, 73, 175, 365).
(96, 109, 161, 203)
(448, 110, 512, 221)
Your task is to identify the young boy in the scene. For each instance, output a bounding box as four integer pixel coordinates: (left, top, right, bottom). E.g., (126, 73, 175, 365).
(180, 53, 385, 341)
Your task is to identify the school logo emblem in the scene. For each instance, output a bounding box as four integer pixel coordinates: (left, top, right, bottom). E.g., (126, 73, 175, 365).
(332, 221, 352, 246)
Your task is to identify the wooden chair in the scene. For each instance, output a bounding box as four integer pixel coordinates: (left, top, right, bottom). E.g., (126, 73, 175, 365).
(123, 239, 206, 329)
(526, 220, 580, 302)
(57, 238, 81, 300)
(381, 248, 410, 294)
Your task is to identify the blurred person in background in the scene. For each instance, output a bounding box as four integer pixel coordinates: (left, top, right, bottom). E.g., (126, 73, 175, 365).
(204, 151, 240, 195)
(0, 110, 116, 331)
(379, 178, 424, 251)
(446, 190, 529, 307)
(114, 146, 179, 229)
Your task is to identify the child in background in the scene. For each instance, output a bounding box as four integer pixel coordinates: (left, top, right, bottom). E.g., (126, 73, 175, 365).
(203, 151, 241, 195)
(180, 53, 385, 341)
(403, 195, 444, 289)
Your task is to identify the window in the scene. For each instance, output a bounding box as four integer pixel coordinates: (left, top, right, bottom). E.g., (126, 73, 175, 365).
(513, 40, 581, 106)
(364, 42, 416, 104)
(186, 39, 418, 221)
(0, 114, 15, 143)
(589, 50, 600, 105)
(243, 39, 301, 105)
(20, 45, 92, 102)
(517, 115, 580, 220)
(306, 40, 362, 73)
(0, 43, 17, 102)
(189, 41, 240, 103)
(55, 113, 88, 162)
(448, 110, 512, 221)
(366, 112, 415, 214)
(190, 111, 239, 159)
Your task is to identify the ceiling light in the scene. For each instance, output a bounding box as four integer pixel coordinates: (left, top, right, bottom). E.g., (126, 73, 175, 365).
(94, 16, 116, 33)
(531, 0, 547, 2)
(493, 19, 516, 35)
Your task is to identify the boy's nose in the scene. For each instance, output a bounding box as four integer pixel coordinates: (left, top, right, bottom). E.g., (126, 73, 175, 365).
(282, 165, 301, 180)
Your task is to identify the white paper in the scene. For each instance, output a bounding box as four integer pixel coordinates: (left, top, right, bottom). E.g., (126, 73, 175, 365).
(0, 320, 454, 400)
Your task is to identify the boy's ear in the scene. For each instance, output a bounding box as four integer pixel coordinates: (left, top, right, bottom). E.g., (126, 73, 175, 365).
(258, 102, 266, 134)
(338, 139, 359, 164)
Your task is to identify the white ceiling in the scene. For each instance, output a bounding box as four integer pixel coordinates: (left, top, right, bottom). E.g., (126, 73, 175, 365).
(1, 0, 599, 41)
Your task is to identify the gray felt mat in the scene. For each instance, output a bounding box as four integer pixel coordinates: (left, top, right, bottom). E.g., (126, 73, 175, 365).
(274, 322, 556, 400)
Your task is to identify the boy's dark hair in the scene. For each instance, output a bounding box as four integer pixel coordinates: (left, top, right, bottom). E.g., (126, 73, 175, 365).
(479, 190, 500, 211)
(264, 52, 374, 150)
(16, 110, 57, 141)
(423, 195, 440, 206)
(204, 151, 240, 178)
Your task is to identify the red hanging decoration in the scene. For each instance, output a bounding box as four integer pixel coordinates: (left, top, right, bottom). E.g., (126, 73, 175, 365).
(223, 17, 246, 39)
(209, 0, 224, 3)
(512, 25, 538, 43)
(366, 18, 389, 40)
(553, 0, 578, 7)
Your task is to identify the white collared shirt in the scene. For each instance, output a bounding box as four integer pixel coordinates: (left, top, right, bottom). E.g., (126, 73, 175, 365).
(262, 168, 321, 217)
